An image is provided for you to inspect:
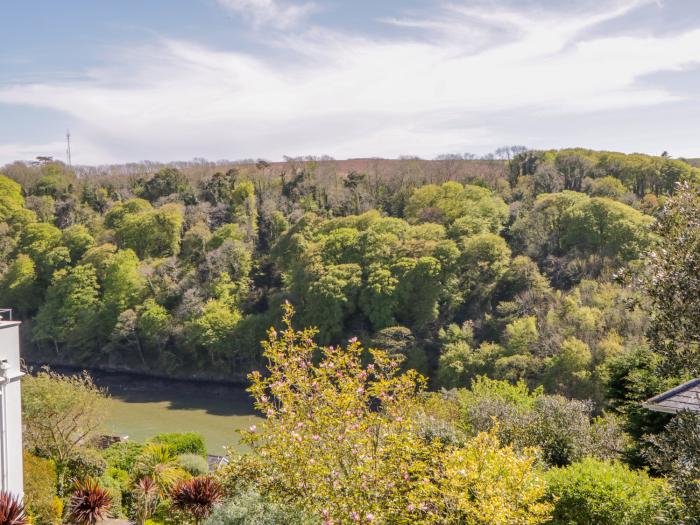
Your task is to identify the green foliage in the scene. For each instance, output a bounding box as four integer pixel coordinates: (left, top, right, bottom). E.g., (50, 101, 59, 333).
(437, 341, 481, 388)
(101, 467, 128, 518)
(101, 249, 145, 329)
(560, 197, 653, 261)
(22, 370, 109, 494)
(61, 224, 95, 262)
(0, 152, 689, 453)
(17, 221, 69, 282)
(178, 454, 210, 476)
(204, 492, 318, 525)
(646, 412, 700, 523)
(3, 151, 693, 522)
(105, 198, 152, 229)
(587, 176, 626, 199)
(65, 447, 107, 480)
(102, 441, 145, 472)
(132, 444, 188, 497)
(137, 298, 171, 353)
(512, 191, 652, 266)
(184, 299, 242, 366)
(545, 458, 675, 525)
(0, 173, 35, 226)
(115, 203, 184, 258)
(182, 222, 212, 263)
(0, 254, 38, 314)
(639, 185, 700, 376)
(456, 377, 628, 467)
(139, 167, 188, 202)
(232, 304, 552, 524)
(23, 451, 58, 525)
(33, 264, 100, 350)
(605, 346, 676, 465)
(371, 326, 428, 375)
(208, 224, 244, 251)
(512, 191, 589, 259)
(150, 432, 207, 457)
(406, 181, 509, 234)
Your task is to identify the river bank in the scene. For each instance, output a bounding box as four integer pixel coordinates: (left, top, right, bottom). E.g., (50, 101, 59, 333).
(29, 364, 260, 454)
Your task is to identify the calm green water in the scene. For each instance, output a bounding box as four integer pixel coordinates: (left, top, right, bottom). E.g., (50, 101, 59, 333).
(95, 373, 260, 454)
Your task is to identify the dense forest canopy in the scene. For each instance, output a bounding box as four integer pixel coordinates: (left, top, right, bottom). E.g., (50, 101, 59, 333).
(0, 149, 697, 391)
(13, 148, 700, 524)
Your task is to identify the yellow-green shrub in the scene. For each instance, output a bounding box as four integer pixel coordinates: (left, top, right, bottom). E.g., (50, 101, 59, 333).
(23, 451, 59, 525)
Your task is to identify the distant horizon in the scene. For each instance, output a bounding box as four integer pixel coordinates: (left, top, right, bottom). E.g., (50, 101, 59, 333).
(3, 146, 697, 170)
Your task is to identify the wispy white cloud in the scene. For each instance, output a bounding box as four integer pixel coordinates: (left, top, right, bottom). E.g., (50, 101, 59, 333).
(216, 0, 315, 29)
(1, 0, 699, 164)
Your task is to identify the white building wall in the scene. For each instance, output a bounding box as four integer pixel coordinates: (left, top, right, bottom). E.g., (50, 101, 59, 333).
(0, 322, 23, 497)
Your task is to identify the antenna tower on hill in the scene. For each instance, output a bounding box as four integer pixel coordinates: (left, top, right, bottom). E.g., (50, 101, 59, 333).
(66, 129, 72, 167)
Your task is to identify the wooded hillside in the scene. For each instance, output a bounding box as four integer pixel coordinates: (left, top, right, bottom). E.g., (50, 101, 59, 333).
(1, 149, 696, 392)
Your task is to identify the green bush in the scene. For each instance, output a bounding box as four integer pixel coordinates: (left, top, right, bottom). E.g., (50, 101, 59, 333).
(150, 432, 207, 457)
(102, 441, 145, 471)
(23, 451, 58, 525)
(456, 377, 627, 466)
(101, 468, 126, 518)
(204, 492, 318, 525)
(65, 447, 107, 480)
(178, 453, 210, 476)
(545, 457, 677, 524)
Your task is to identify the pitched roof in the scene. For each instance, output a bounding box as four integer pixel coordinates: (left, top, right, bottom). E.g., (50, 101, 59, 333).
(643, 378, 700, 414)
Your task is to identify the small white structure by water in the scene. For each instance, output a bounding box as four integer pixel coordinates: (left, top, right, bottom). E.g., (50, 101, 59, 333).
(0, 315, 23, 496)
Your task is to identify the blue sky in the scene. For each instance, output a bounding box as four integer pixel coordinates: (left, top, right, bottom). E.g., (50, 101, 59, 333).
(2, 0, 700, 165)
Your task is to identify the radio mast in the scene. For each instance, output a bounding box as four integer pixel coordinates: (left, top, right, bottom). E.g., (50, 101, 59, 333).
(66, 129, 72, 167)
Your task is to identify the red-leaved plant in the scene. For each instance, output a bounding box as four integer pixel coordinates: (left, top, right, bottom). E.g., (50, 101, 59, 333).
(0, 491, 27, 525)
(68, 478, 112, 525)
(171, 476, 223, 524)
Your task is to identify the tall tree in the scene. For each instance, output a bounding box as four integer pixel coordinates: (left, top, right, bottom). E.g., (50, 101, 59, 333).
(639, 184, 700, 376)
(22, 370, 109, 493)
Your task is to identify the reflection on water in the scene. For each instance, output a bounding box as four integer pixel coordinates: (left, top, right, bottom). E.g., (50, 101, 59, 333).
(91, 371, 260, 454)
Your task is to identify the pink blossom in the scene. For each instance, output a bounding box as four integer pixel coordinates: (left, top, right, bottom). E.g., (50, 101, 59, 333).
(349, 336, 358, 344)
(366, 513, 375, 522)
(249, 425, 257, 433)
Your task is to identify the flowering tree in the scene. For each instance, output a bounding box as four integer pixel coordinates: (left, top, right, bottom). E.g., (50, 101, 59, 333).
(233, 302, 551, 524)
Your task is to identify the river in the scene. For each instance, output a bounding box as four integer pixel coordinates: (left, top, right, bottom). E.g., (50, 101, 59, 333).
(89, 371, 260, 455)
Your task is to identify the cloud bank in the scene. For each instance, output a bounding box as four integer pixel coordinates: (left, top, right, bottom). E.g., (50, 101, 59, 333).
(1, 0, 699, 164)
(216, 0, 315, 29)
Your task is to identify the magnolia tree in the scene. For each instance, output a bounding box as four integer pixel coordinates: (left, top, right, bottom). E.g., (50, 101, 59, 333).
(227, 302, 551, 524)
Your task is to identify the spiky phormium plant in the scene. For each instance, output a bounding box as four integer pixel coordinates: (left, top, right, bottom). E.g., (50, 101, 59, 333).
(0, 491, 27, 525)
(171, 476, 223, 524)
(133, 476, 159, 525)
(67, 478, 112, 525)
